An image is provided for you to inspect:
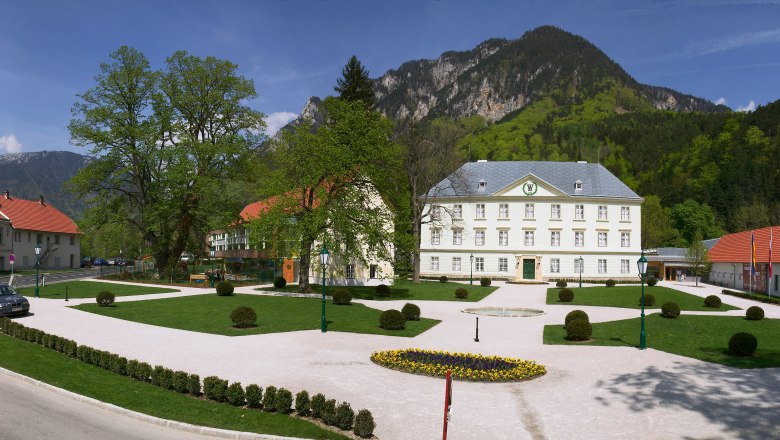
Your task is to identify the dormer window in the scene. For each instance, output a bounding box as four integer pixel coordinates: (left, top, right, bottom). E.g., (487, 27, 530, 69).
(574, 180, 583, 192)
(478, 180, 487, 191)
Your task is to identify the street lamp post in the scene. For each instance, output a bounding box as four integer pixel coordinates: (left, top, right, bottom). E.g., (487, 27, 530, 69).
(34, 243, 42, 298)
(637, 250, 649, 350)
(470, 253, 474, 285)
(578, 256, 583, 288)
(210, 249, 216, 288)
(320, 246, 330, 333)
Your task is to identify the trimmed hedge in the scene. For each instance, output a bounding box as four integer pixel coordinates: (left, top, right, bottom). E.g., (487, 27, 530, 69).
(746, 306, 765, 321)
(227, 382, 246, 406)
(230, 306, 257, 328)
(295, 390, 311, 416)
(704, 295, 722, 308)
(375, 284, 391, 297)
(216, 281, 235, 296)
(275, 388, 293, 414)
(455, 288, 468, 299)
(566, 318, 592, 341)
(273, 276, 287, 289)
(379, 309, 406, 330)
(332, 289, 352, 305)
(564, 310, 589, 327)
(661, 302, 681, 318)
(439, 275, 448, 283)
(354, 409, 376, 438)
(729, 332, 758, 356)
(480, 277, 492, 287)
(246, 384, 263, 408)
(401, 303, 421, 321)
(558, 288, 574, 302)
(262, 385, 277, 412)
(96, 291, 115, 307)
(722, 289, 780, 305)
(605, 279, 616, 287)
(556, 280, 567, 288)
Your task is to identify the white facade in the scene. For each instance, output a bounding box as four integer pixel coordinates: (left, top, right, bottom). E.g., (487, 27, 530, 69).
(420, 162, 642, 282)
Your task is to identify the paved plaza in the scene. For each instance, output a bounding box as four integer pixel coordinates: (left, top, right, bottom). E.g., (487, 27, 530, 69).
(11, 280, 780, 439)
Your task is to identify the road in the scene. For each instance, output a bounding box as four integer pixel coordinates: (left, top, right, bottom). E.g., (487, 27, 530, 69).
(0, 372, 222, 440)
(1, 266, 125, 288)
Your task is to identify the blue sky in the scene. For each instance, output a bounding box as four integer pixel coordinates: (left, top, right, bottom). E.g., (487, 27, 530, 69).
(1, 0, 779, 153)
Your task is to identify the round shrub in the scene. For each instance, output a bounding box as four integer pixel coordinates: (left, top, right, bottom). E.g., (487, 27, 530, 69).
(729, 332, 757, 356)
(354, 409, 376, 438)
(661, 302, 681, 318)
(556, 280, 567, 288)
(565, 310, 589, 328)
(310, 393, 326, 419)
(262, 386, 277, 412)
(455, 287, 468, 299)
(246, 384, 263, 408)
(439, 275, 448, 283)
(647, 277, 658, 287)
(216, 281, 234, 296)
(704, 295, 722, 308)
(558, 288, 574, 302)
(566, 318, 593, 341)
(640, 293, 656, 307)
(321, 399, 337, 426)
(273, 276, 287, 289)
(606, 279, 616, 287)
(230, 306, 257, 328)
(96, 291, 115, 307)
(227, 382, 245, 406)
(375, 284, 390, 297)
(480, 277, 492, 287)
(332, 289, 352, 305)
(335, 402, 355, 431)
(274, 388, 293, 414)
(401, 303, 421, 321)
(295, 390, 311, 416)
(746, 306, 765, 321)
(379, 309, 406, 330)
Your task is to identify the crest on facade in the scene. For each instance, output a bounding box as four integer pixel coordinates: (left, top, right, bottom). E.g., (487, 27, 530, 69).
(522, 181, 538, 196)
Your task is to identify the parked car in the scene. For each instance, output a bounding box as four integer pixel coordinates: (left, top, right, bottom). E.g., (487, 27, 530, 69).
(80, 257, 93, 268)
(92, 258, 108, 266)
(0, 284, 29, 317)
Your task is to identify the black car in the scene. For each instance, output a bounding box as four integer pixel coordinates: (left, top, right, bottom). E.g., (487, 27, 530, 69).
(0, 284, 30, 317)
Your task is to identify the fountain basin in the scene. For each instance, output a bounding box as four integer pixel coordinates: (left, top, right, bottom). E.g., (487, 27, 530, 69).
(462, 307, 544, 317)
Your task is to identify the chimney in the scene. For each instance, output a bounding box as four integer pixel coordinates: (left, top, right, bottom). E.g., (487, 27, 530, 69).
(3, 190, 9, 200)
(38, 195, 45, 206)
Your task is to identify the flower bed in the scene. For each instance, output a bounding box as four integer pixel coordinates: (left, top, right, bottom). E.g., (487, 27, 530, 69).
(370, 349, 546, 382)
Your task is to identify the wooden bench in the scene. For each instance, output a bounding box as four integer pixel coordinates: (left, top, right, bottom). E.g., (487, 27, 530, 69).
(189, 274, 208, 282)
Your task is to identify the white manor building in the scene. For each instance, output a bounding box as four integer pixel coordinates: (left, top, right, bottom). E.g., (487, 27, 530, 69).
(420, 161, 643, 282)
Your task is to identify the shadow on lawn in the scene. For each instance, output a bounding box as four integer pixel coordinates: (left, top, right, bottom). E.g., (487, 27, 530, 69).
(595, 361, 780, 439)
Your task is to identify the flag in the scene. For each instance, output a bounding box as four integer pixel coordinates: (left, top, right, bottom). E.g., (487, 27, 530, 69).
(770, 227, 773, 279)
(751, 230, 756, 276)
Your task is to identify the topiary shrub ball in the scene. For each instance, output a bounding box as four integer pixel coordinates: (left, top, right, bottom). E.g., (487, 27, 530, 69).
(661, 302, 681, 318)
(439, 275, 448, 283)
(704, 295, 722, 308)
(230, 306, 257, 328)
(640, 293, 656, 307)
(96, 291, 115, 307)
(375, 284, 391, 297)
(558, 288, 574, 302)
(401, 303, 421, 321)
(566, 318, 592, 341)
(605, 279, 616, 287)
(480, 277, 492, 287)
(379, 309, 406, 330)
(216, 281, 234, 296)
(746, 306, 765, 321)
(455, 287, 468, 299)
(729, 332, 758, 356)
(332, 289, 352, 305)
(565, 310, 589, 327)
(556, 280, 567, 288)
(354, 409, 376, 438)
(647, 277, 658, 287)
(273, 276, 287, 289)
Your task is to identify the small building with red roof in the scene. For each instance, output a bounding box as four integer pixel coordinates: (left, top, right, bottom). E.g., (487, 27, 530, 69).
(0, 190, 81, 270)
(709, 226, 779, 294)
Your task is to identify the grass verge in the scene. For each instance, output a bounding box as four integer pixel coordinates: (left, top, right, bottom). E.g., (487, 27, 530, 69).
(0, 333, 346, 439)
(260, 279, 498, 302)
(546, 286, 739, 311)
(16, 281, 178, 299)
(73, 294, 440, 337)
(543, 314, 780, 368)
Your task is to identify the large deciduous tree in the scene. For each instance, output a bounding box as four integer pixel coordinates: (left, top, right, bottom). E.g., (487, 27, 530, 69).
(69, 46, 264, 278)
(334, 56, 376, 110)
(248, 97, 400, 292)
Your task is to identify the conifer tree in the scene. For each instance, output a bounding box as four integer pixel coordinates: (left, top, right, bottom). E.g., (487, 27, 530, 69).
(334, 55, 376, 109)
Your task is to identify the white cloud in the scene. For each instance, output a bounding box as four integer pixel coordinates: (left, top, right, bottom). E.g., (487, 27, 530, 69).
(264, 112, 298, 136)
(679, 28, 780, 58)
(0, 134, 22, 154)
(737, 100, 757, 112)
(715, 97, 727, 105)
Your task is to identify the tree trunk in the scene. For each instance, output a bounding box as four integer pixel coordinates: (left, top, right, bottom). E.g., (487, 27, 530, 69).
(411, 198, 422, 283)
(298, 237, 314, 293)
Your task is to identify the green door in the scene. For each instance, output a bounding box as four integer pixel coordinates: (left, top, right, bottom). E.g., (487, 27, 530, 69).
(523, 259, 535, 280)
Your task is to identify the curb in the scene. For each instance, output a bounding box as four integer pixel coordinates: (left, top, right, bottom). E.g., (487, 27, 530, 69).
(0, 366, 306, 440)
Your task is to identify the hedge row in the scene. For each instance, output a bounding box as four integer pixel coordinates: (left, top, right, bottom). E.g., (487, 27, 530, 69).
(0, 317, 375, 438)
(549, 278, 640, 285)
(721, 289, 780, 305)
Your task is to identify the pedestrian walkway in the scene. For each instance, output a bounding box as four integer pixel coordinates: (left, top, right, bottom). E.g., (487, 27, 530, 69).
(16, 280, 780, 439)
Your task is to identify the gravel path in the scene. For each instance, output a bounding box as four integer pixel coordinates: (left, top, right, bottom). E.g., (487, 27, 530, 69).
(14, 280, 780, 439)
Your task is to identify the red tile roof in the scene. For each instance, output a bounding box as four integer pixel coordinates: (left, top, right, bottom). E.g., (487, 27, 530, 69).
(709, 226, 779, 263)
(0, 195, 79, 234)
(239, 197, 277, 221)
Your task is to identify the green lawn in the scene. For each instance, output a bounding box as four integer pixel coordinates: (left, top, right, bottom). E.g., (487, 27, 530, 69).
(0, 334, 346, 439)
(543, 314, 780, 368)
(16, 281, 178, 299)
(546, 286, 740, 311)
(73, 294, 440, 337)
(260, 279, 498, 302)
